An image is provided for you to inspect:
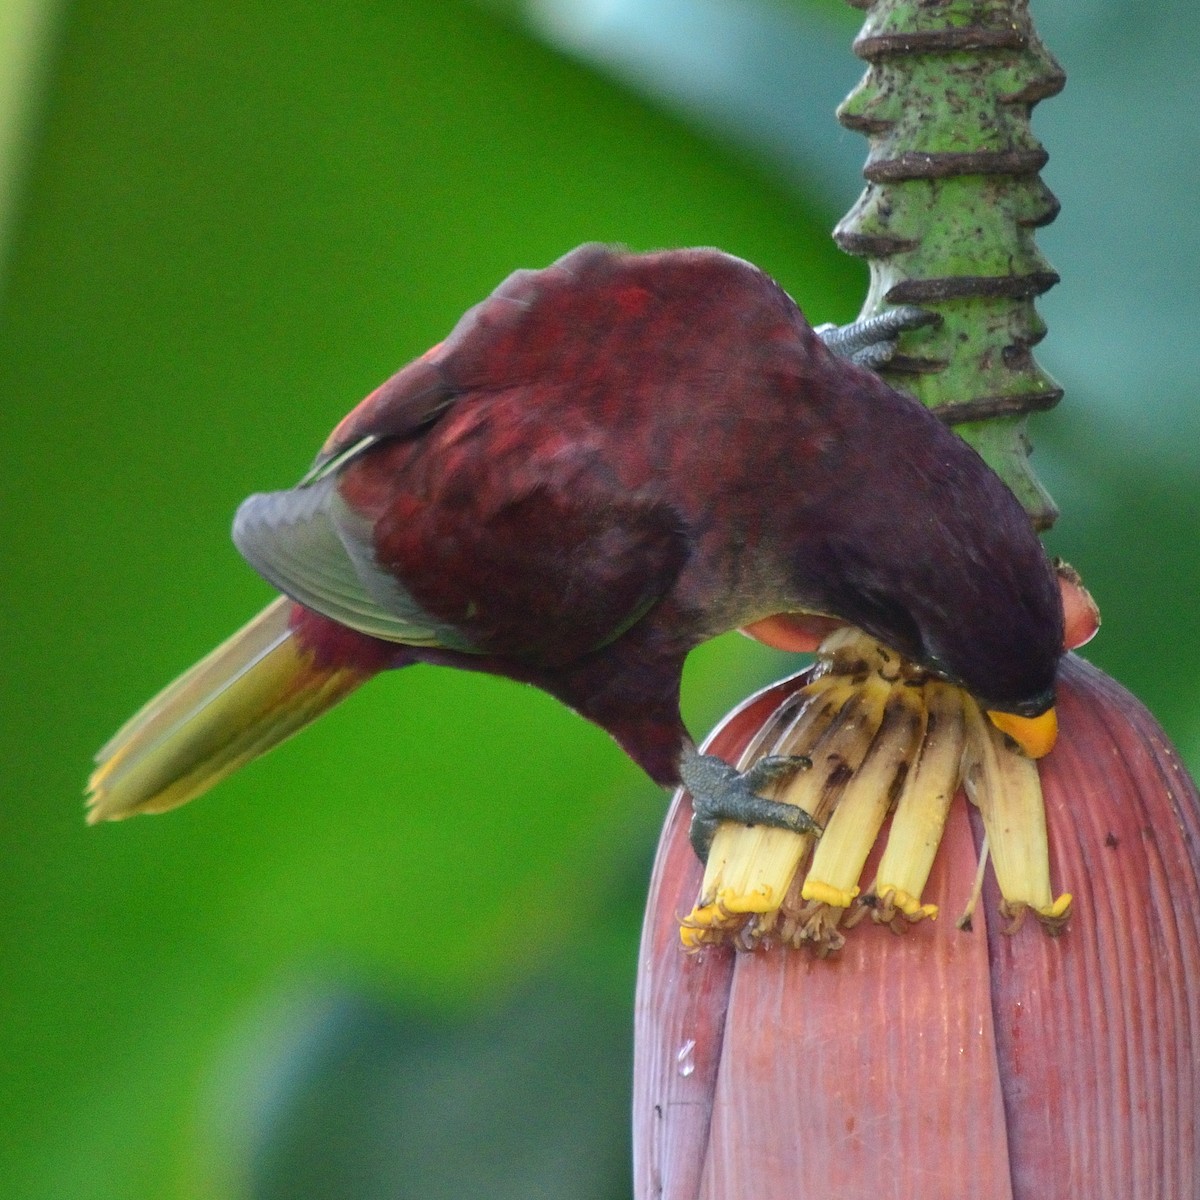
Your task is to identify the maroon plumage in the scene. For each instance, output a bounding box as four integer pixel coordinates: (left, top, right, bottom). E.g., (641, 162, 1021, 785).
(89, 244, 1064, 823)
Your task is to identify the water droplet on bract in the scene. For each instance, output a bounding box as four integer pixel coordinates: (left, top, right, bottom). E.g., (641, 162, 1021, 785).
(676, 1038, 696, 1077)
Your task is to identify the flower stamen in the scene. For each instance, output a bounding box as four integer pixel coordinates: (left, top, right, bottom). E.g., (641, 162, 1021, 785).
(680, 629, 1071, 951)
(803, 683, 925, 909)
(866, 679, 966, 924)
(961, 699, 1072, 932)
(956, 830, 990, 931)
(680, 672, 885, 949)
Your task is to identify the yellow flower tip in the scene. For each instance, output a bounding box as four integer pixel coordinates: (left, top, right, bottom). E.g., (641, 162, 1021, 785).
(679, 922, 715, 951)
(800, 878, 859, 908)
(681, 901, 727, 930)
(679, 900, 739, 950)
(986, 705, 1058, 759)
(1036, 893, 1073, 935)
(678, 891, 767, 946)
(997, 893, 1071, 936)
(871, 884, 939, 923)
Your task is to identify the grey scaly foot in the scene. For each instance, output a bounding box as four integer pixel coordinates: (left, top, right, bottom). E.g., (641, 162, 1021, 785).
(816, 305, 938, 370)
(679, 744, 820, 861)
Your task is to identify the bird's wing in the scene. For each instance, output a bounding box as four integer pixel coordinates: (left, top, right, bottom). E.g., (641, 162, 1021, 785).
(304, 354, 459, 484)
(232, 473, 474, 649)
(305, 245, 639, 480)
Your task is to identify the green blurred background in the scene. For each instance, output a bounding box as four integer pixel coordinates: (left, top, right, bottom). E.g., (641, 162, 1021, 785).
(1, 1, 1196, 1196)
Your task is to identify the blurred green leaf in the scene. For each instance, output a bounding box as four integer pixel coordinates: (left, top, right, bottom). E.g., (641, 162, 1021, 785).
(0, 0, 63, 278)
(0, 1, 841, 1197)
(203, 972, 633, 1200)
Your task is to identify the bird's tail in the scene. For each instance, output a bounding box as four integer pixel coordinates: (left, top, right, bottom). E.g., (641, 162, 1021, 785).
(87, 596, 372, 822)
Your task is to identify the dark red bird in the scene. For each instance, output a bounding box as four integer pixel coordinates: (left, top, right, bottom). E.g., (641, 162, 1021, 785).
(88, 245, 1064, 838)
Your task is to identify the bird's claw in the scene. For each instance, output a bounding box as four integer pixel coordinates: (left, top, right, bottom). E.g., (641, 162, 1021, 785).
(816, 305, 938, 370)
(680, 748, 820, 862)
(743, 753, 813, 791)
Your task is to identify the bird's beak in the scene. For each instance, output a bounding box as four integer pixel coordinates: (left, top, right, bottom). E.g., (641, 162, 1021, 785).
(986, 706, 1058, 759)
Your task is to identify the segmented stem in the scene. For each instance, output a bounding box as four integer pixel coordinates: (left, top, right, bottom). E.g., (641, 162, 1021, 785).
(836, 0, 1064, 527)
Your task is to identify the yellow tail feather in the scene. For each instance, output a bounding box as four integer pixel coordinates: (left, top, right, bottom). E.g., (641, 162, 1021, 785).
(87, 596, 369, 821)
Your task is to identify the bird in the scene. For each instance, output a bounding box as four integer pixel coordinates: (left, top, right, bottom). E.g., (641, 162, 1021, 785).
(87, 243, 1064, 847)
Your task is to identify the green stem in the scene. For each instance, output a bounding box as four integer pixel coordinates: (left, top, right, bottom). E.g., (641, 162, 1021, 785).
(835, 0, 1064, 528)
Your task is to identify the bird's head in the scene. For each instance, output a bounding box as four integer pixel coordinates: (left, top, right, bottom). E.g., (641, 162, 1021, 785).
(743, 560, 1092, 760)
(816, 364, 1083, 759)
(744, 459, 1095, 761)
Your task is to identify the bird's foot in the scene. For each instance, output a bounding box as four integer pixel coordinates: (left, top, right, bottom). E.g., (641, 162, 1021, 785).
(816, 306, 938, 370)
(680, 745, 820, 861)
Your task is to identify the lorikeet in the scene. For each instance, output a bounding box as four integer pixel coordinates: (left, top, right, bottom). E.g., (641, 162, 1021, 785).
(88, 244, 1063, 846)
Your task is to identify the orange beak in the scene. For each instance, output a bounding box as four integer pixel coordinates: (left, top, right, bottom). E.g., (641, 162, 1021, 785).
(986, 706, 1058, 758)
